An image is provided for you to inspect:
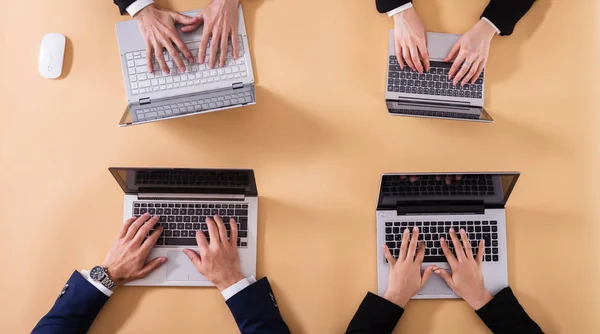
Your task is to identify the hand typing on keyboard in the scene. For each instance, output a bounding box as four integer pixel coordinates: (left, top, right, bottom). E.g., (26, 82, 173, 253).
(183, 215, 244, 291)
(445, 19, 497, 86)
(432, 228, 494, 310)
(102, 213, 167, 286)
(180, 0, 241, 69)
(391, 7, 430, 74)
(383, 227, 435, 307)
(134, 4, 199, 74)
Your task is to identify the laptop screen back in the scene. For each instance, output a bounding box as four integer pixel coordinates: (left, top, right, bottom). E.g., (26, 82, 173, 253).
(377, 172, 519, 210)
(109, 168, 258, 196)
(386, 100, 493, 122)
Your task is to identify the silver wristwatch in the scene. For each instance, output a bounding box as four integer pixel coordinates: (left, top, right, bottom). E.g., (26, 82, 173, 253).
(89, 266, 117, 291)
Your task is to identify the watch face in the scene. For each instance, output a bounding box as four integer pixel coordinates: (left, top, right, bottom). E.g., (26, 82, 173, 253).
(90, 266, 105, 281)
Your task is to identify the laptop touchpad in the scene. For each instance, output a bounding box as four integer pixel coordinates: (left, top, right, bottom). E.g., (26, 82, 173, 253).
(166, 251, 208, 281)
(418, 270, 454, 295)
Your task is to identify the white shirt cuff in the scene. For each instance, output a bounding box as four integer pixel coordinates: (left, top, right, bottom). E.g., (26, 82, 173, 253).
(126, 0, 154, 16)
(387, 3, 413, 17)
(481, 17, 501, 35)
(221, 276, 257, 301)
(80, 270, 113, 297)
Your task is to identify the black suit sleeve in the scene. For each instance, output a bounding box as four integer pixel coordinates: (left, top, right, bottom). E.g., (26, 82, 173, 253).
(476, 287, 543, 334)
(113, 0, 137, 15)
(375, 0, 412, 14)
(346, 292, 404, 333)
(481, 0, 536, 36)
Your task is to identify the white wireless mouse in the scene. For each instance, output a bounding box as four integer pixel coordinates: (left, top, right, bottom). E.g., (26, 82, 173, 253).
(39, 33, 66, 79)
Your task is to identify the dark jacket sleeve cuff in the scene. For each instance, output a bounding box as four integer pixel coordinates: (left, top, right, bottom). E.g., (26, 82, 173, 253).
(346, 292, 404, 333)
(226, 277, 290, 334)
(32, 271, 109, 333)
(113, 0, 137, 15)
(476, 287, 543, 333)
(376, 0, 412, 14)
(481, 0, 536, 36)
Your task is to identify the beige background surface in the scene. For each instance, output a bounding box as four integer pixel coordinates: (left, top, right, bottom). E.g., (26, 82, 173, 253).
(1, 0, 599, 333)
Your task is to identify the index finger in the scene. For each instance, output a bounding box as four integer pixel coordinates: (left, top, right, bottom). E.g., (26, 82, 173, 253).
(133, 215, 160, 244)
(448, 53, 465, 79)
(146, 42, 154, 73)
(440, 236, 458, 269)
(170, 33, 193, 63)
(229, 218, 238, 247)
(141, 225, 163, 252)
(125, 213, 151, 240)
(205, 217, 220, 243)
(213, 215, 228, 244)
(449, 228, 465, 260)
(198, 29, 210, 64)
(406, 226, 419, 260)
(417, 43, 430, 72)
(119, 217, 137, 238)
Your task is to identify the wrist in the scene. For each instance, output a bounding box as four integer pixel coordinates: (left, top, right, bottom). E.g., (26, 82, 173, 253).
(467, 290, 493, 310)
(133, 3, 155, 18)
(102, 264, 125, 286)
(392, 7, 415, 23)
(215, 274, 245, 291)
(383, 289, 410, 308)
(475, 19, 497, 39)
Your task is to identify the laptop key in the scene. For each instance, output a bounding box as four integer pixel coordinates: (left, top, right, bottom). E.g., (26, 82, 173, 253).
(164, 238, 196, 246)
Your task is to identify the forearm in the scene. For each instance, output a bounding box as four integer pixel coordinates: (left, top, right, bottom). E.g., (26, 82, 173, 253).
(32, 271, 109, 334)
(376, 0, 412, 14)
(481, 0, 536, 36)
(346, 292, 404, 333)
(475, 287, 543, 333)
(226, 277, 290, 334)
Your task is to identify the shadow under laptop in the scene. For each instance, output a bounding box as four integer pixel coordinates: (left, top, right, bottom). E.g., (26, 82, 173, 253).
(157, 86, 330, 167)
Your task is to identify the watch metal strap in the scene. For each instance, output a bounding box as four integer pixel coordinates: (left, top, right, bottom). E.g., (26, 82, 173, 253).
(100, 271, 117, 291)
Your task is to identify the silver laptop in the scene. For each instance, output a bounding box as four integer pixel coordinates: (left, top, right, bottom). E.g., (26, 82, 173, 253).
(110, 167, 258, 286)
(115, 5, 255, 126)
(376, 172, 520, 298)
(385, 32, 492, 122)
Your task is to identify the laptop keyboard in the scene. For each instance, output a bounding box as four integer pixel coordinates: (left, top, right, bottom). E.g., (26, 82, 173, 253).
(135, 91, 253, 121)
(382, 174, 495, 197)
(125, 37, 247, 96)
(133, 202, 250, 248)
(385, 220, 499, 263)
(387, 56, 483, 99)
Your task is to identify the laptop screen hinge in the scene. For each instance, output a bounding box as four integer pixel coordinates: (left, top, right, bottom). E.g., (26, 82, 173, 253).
(395, 201, 485, 216)
(139, 97, 151, 105)
(232, 82, 244, 90)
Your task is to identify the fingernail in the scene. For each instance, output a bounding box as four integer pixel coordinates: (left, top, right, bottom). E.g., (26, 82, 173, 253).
(159, 257, 167, 263)
(434, 270, 441, 274)
(144, 212, 150, 216)
(413, 226, 418, 231)
(460, 228, 465, 233)
(440, 237, 445, 241)
(449, 228, 454, 233)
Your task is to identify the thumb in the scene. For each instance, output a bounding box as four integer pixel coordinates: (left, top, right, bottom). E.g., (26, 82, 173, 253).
(434, 268, 454, 288)
(444, 41, 460, 62)
(421, 266, 434, 287)
(172, 12, 199, 25)
(138, 256, 167, 278)
(183, 248, 202, 269)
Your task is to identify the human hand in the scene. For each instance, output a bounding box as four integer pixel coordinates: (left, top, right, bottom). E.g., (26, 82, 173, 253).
(102, 213, 167, 285)
(183, 216, 244, 291)
(181, 0, 240, 69)
(134, 4, 199, 74)
(444, 19, 497, 86)
(383, 227, 434, 308)
(392, 7, 430, 74)
(433, 228, 493, 309)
